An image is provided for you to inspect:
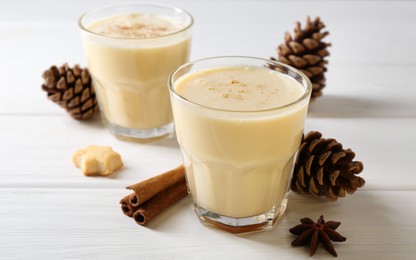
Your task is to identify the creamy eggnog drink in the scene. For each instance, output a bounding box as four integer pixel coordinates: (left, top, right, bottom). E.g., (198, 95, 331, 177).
(79, 4, 192, 141)
(169, 57, 311, 233)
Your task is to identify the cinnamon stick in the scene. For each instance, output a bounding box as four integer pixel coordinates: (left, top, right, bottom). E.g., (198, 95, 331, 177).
(120, 165, 188, 225)
(127, 165, 185, 206)
(133, 179, 187, 225)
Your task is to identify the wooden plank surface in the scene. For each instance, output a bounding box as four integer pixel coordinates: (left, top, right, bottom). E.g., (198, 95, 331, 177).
(1, 188, 414, 259)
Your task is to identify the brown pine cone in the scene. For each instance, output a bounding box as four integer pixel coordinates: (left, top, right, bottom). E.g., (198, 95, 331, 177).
(292, 131, 365, 201)
(274, 16, 331, 99)
(41, 63, 98, 120)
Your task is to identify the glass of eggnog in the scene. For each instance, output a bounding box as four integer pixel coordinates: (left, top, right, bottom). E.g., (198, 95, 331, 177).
(169, 56, 312, 233)
(79, 4, 193, 141)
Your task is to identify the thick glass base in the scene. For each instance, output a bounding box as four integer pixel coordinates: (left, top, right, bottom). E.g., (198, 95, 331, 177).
(105, 121, 175, 143)
(193, 198, 288, 234)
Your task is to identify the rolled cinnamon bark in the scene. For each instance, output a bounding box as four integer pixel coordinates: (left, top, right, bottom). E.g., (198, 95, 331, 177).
(127, 165, 185, 206)
(120, 193, 139, 217)
(133, 179, 188, 225)
(128, 193, 139, 207)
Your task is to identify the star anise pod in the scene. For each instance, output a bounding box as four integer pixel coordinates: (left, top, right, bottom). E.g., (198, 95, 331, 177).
(289, 215, 346, 257)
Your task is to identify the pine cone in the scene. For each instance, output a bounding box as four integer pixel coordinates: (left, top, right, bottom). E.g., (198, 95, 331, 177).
(274, 16, 331, 99)
(292, 131, 365, 201)
(41, 64, 98, 120)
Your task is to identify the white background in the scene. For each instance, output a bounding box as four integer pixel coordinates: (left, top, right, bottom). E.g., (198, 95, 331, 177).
(1, 0, 415, 259)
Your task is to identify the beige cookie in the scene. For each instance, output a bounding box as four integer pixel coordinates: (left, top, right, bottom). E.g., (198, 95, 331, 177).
(72, 145, 123, 176)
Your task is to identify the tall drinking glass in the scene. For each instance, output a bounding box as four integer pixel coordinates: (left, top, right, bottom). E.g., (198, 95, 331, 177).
(79, 3, 193, 141)
(169, 56, 312, 233)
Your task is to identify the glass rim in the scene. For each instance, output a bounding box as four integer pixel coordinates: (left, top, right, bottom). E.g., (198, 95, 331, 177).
(78, 2, 194, 40)
(168, 56, 312, 114)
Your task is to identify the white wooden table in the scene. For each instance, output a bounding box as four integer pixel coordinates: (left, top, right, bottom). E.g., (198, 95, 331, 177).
(1, 0, 416, 259)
